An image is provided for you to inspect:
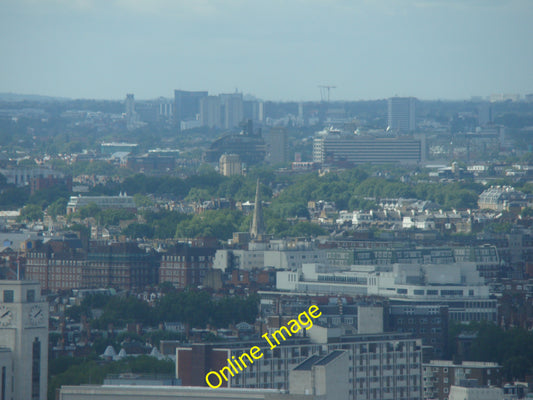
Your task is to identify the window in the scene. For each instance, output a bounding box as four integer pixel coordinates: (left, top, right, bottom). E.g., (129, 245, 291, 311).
(1, 366, 5, 400)
(27, 289, 35, 302)
(3, 291, 13, 303)
(32, 338, 41, 400)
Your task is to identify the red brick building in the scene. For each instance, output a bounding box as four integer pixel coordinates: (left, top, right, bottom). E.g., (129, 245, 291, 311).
(159, 243, 217, 289)
(25, 238, 158, 292)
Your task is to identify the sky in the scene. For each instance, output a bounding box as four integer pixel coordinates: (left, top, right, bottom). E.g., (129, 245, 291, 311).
(0, 0, 532, 101)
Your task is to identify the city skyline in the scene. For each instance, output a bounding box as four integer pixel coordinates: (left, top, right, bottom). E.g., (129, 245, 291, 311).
(1, 0, 532, 101)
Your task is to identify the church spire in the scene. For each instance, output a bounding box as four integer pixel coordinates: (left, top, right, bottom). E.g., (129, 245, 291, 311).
(250, 179, 265, 240)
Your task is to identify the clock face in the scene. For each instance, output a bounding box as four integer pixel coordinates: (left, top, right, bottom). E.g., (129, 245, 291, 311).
(28, 305, 45, 326)
(0, 305, 13, 327)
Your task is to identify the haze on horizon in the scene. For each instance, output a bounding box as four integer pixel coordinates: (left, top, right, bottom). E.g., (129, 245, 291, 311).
(0, 0, 532, 102)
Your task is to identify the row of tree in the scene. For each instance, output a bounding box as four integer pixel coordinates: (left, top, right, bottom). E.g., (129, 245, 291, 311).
(68, 291, 259, 330)
(449, 321, 533, 380)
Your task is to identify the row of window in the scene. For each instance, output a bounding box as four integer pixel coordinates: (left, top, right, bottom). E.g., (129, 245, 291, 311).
(2, 289, 35, 303)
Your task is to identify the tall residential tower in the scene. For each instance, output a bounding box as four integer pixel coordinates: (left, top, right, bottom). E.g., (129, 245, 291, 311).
(387, 97, 416, 132)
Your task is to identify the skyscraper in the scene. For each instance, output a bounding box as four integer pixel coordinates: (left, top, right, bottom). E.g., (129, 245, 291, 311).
(268, 128, 289, 165)
(387, 97, 416, 132)
(219, 154, 242, 176)
(220, 93, 244, 129)
(174, 90, 208, 131)
(200, 95, 221, 128)
(124, 93, 137, 130)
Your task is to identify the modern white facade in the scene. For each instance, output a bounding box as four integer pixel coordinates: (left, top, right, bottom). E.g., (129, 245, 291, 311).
(449, 385, 503, 400)
(278, 263, 488, 300)
(312, 134, 421, 166)
(276, 263, 496, 322)
(66, 193, 136, 214)
(214, 241, 326, 272)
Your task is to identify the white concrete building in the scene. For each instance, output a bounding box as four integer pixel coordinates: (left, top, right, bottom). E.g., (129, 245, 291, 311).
(0, 280, 48, 400)
(289, 351, 350, 399)
(66, 193, 136, 214)
(276, 263, 496, 322)
(449, 385, 503, 400)
(214, 241, 326, 272)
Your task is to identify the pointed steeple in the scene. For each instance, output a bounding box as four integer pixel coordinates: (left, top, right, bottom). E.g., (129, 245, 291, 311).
(250, 179, 265, 240)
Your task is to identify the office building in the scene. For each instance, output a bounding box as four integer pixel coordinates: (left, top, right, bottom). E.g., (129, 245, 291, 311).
(213, 241, 327, 272)
(0, 280, 48, 400)
(205, 121, 266, 165)
(200, 95, 222, 128)
(388, 305, 449, 360)
(268, 128, 289, 165)
(326, 245, 501, 280)
(124, 93, 138, 129)
(174, 90, 208, 131)
(66, 193, 136, 214)
(313, 133, 421, 165)
(276, 263, 497, 323)
(100, 142, 139, 156)
(220, 93, 244, 129)
(387, 97, 416, 132)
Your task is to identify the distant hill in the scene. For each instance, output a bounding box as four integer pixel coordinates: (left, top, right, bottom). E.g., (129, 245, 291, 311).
(0, 92, 71, 102)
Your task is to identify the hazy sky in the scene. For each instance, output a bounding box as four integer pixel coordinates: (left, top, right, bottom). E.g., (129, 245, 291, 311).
(1, 0, 532, 101)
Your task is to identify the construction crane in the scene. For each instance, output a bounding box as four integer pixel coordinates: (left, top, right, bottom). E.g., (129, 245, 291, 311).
(318, 85, 336, 102)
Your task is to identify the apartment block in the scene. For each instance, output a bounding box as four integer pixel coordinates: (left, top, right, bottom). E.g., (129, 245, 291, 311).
(422, 360, 502, 400)
(177, 332, 423, 400)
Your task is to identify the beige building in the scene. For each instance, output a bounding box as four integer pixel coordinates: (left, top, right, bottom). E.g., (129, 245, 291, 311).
(0, 280, 48, 400)
(220, 154, 243, 176)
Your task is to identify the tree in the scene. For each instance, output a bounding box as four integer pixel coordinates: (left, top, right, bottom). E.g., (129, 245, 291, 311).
(18, 204, 43, 222)
(71, 203, 101, 220)
(47, 198, 68, 219)
(122, 223, 154, 239)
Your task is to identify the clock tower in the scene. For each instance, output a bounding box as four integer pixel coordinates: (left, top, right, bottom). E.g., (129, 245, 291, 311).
(0, 280, 48, 400)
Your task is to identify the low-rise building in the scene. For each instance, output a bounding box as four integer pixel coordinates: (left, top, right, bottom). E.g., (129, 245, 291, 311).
(423, 361, 502, 400)
(478, 186, 527, 212)
(67, 193, 136, 214)
(176, 331, 423, 400)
